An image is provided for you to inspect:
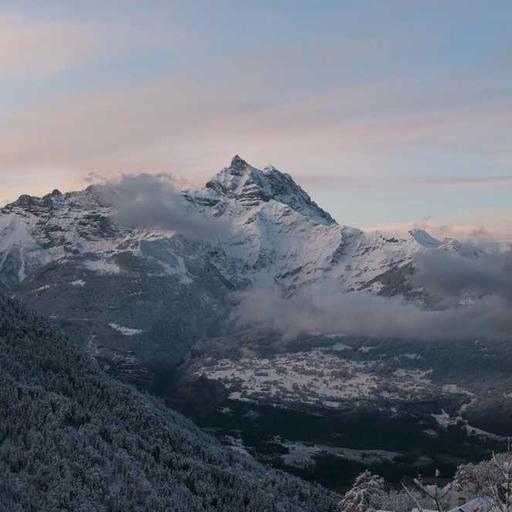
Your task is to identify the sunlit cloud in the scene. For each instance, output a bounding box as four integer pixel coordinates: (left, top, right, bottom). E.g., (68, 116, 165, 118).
(363, 207, 512, 244)
(1, 70, 511, 175)
(0, 12, 110, 78)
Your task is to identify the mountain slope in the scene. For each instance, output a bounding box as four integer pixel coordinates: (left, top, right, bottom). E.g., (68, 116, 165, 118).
(0, 293, 338, 511)
(0, 156, 483, 386)
(0, 185, 235, 385)
(0, 156, 471, 295)
(187, 156, 477, 293)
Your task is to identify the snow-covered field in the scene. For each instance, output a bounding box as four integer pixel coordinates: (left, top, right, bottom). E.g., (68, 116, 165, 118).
(108, 322, 144, 336)
(194, 350, 438, 409)
(280, 439, 403, 468)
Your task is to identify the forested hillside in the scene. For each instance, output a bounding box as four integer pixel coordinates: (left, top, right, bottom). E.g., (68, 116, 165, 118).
(0, 294, 338, 512)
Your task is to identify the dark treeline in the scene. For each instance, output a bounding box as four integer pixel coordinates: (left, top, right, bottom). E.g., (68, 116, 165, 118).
(0, 295, 338, 511)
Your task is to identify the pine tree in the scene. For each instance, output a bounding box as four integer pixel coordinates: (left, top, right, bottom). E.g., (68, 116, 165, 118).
(340, 471, 385, 512)
(489, 439, 512, 512)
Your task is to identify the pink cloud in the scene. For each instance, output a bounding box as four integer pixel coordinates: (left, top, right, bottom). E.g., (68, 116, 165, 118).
(0, 12, 112, 78)
(363, 208, 512, 244)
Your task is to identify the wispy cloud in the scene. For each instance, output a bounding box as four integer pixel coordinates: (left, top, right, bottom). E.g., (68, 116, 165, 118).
(93, 173, 233, 241)
(297, 174, 512, 190)
(362, 207, 512, 244)
(0, 12, 110, 79)
(2, 68, 511, 175)
(234, 244, 512, 341)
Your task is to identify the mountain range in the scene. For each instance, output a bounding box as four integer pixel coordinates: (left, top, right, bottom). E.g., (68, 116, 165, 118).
(1, 155, 510, 490)
(0, 155, 481, 385)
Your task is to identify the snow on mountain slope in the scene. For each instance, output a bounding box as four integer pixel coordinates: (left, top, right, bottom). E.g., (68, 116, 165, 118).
(186, 156, 474, 294)
(0, 186, 218, 289)
(0, 187, 238, 386)
(0, 189, 119, 286)
(0, 155, 478, 295)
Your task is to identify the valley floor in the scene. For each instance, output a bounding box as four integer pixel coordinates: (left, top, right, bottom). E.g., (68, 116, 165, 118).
(168, 335, 512, 491)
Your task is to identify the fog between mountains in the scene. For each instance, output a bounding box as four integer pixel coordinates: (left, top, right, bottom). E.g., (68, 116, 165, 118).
(91, 174, 512, 341)
(234, 247, 512, 341)
(94, 173, 233, 242)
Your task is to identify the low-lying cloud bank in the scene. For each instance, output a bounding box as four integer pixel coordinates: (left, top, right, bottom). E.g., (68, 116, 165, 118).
(413, 249, 512, 303)
(93, 174, 232, 242)
(234, 247, 512, 341)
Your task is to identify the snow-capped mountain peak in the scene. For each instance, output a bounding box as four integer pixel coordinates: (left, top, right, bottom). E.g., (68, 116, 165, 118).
(204, 155, 334, 225)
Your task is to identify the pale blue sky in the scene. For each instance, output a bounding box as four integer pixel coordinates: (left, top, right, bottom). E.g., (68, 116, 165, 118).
(0, 1, 511, 239)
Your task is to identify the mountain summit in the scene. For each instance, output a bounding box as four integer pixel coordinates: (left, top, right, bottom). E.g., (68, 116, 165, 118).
(204, 155, 335, 224)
